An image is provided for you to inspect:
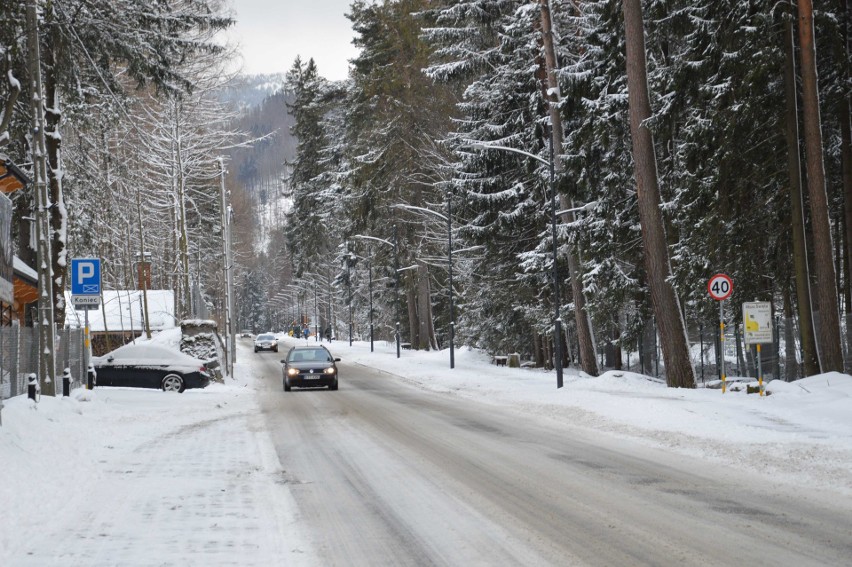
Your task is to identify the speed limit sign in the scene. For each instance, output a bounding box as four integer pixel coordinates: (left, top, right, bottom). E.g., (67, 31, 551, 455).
(707, 273, 733, 301)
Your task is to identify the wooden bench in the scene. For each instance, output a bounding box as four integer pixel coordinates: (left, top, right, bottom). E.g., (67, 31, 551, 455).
(401, 342, 412, 350)
(493, 356, 508, 367)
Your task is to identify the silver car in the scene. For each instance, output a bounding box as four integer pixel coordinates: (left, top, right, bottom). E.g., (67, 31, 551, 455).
(254, 333, 278, 353)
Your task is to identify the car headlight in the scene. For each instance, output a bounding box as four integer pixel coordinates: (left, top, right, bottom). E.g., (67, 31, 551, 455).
(324, 367, 336, 375)
(287, 368, 300, 377)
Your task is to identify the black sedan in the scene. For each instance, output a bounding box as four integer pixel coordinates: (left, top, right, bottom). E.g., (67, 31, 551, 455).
(92, 343, 212, 393)
(282, 345, 340, 391)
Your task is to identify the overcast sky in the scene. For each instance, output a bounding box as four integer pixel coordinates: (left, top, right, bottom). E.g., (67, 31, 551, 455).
(226, 0, 360, 81)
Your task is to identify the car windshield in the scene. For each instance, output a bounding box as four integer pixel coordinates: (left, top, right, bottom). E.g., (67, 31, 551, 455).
(256, 334, 275, 341)
(289, 349, 332, 363)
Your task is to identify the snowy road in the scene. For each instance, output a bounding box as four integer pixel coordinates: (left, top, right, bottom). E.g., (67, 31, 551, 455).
(256, 352, 852, 566)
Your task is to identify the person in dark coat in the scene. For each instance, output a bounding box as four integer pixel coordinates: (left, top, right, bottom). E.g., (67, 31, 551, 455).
(324, 326, 332, 342)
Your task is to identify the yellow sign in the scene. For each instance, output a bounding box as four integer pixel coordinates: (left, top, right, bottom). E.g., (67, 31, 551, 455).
(742, 301, 772, 345)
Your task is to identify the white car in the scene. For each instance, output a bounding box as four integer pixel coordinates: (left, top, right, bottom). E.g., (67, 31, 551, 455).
(254, 333, 278, 353)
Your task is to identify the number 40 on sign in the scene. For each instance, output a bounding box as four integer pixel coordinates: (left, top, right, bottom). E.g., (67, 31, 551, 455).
(707, 273, 733, 301)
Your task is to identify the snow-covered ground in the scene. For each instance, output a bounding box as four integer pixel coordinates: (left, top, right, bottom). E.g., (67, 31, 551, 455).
(1, 329, 851, 564)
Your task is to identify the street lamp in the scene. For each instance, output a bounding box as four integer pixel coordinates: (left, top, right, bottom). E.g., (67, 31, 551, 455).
(470, 138, 564, 388)
(351, 232, 402, 358)
(368, 251, 374, 352)
(344, 243, 354, 346)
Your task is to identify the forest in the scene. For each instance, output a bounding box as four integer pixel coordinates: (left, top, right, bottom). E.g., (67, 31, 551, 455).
(281, 0, 851, 389)
(1, 0, 850, 390)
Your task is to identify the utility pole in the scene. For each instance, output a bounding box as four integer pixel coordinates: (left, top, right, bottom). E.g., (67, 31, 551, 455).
(27, 0, 56, 395)
(218, 158, 234, 377)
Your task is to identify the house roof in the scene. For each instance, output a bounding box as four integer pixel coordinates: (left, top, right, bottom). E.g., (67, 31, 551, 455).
(0, 154, 29, 193)
(64, 290, 176, 333)
(13, 257, 37, 284)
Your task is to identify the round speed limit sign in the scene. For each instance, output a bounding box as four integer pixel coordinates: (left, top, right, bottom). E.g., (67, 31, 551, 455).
(707, 273, 733, 301)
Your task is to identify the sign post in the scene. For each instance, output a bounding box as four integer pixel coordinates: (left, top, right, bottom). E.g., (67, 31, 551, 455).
(707, 274, 734, 393)
(71, 258, 101, 389)
(743, 301, 772, 397)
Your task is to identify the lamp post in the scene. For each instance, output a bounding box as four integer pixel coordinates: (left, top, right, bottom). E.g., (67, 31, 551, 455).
(368, 249, 374, 352)
(470, 139, 564, 388)
(344, 243, 354, 346)
(352, 233, 401, 358)
(315, 280, 319, 341)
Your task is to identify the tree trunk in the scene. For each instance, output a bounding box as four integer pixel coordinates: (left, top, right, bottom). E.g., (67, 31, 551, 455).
(783, 287, 799, 381)
(781, 4, 821, 376)
(538, 0, 599, 377)
(797, 0, 843, 371)
(533, 332, 544, 367)
(612, 325, 623, 370)
(622, 0, 695, 388)
(838, 0, 852, 371)
(415, 263, 437, 350)
(407, 281, 419, 348)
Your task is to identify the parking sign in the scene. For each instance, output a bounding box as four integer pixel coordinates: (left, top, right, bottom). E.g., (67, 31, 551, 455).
(71, 258, 101, 295)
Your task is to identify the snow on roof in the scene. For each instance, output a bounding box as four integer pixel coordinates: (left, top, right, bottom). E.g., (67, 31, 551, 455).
(13, 257, 37, 282)
(64, 290, 176, 332)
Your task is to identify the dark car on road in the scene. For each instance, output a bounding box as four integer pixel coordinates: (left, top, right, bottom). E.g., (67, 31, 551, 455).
(282, 345, 340, 391)
(92, 343, 211, 393)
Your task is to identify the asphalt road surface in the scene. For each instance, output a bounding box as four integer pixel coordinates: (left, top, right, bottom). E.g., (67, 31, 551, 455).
(254, 352, 852, 566)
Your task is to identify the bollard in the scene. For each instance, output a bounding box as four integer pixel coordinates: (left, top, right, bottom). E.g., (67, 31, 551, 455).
(87, 364, 96, 390)
(27, 373, 38, 401)
(62, 368, 71, 397)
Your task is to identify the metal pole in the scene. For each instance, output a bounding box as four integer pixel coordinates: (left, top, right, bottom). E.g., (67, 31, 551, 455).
(720, 300, 727, 394)
(394, 224, 401, 358)
(448, 189, 455, 369)
(314, 281, 319, 342)
(548, 129, 564, 388)
(84, 307, 90, 387)
(369, 253, 374, 352)
(700, 321, 704, 383)
(347, 243, 353, 346)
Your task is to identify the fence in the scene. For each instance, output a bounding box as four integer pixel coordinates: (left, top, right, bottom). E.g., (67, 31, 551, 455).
(612, 316, 803, 385)
(0, 325, 87, 400)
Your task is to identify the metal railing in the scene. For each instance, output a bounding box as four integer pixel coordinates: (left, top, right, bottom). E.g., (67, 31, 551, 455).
(0, 325, 87, 400)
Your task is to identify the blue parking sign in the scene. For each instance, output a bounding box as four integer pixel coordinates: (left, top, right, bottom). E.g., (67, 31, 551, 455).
(71, 258, 101, 295)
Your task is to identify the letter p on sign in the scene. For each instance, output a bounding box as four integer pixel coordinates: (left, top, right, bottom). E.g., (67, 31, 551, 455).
(71, 258, 101, 296)
(78, 262, 94, 281)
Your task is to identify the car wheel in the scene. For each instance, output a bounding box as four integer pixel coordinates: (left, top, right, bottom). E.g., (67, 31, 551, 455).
(162, 373, 185, 393)
(283, 378, 291, 392)
(329, 380, 338, 391)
